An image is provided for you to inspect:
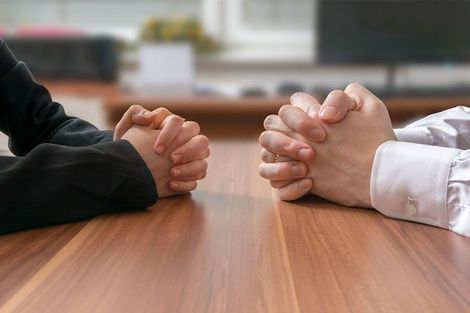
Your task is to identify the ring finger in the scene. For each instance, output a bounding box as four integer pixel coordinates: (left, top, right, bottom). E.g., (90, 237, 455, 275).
(258, 161, 308, 181)
(260, 148, 293, 163)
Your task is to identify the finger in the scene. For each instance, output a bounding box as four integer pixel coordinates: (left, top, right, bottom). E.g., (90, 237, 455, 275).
(264, 114, 318, 141)
(343, 82, 384, 114)
(171, 135, 209, 164)
(171, 159, 208, 179)
(259, 130, 314, 162)
(278, 178, 312, 201)
(290, 92, 322, 117)
(271, 180, 294, 189)
(260, 148, 293, 163)
(263, 114, 297, 138)
(192, 147, 211, 161)
(172, 171, 207, 182)
(154, 115, 185, 154)
(278, 105, 326, 142)
(318, 89, 357, 123)
(170, 121, 201, 148)
(169, 180, 197, 192)
(149, 107, 174, 129)
(114, 104, 153, 140)
(258, 161, 308, 181)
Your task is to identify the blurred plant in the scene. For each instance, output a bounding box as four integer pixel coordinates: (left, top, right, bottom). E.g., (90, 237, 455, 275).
(140, 16, 218, 53)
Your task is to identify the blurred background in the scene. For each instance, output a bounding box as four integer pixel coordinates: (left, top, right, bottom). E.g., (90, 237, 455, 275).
(1, 0, 470, 152)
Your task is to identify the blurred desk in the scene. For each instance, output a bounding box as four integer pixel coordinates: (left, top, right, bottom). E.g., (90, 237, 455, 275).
(40, 80, 120, 99)
(104, 94, 290, 139)
(1, 140, 469, 313)
(384, 96, 470, 124)
(103, 91, 470, 136)
(39, 81, 470, 136)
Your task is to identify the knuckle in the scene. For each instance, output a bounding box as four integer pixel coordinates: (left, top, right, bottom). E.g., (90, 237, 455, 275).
(157, 106, 170, 113)
(297, 118, 312, 131)
(186, 121, 201, 133)
(273, 164, 282, 177)
(283, 142, 298, 155)
(345, 82, 362, 92)
(283, 143, 292, 154)
(154, 107, 171, 116)
(129, 104, 141, 111)
(167, 115, 178, 121)
(328, 89, 346, 99)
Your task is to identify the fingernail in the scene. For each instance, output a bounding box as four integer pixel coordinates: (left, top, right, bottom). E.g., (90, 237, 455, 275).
(143, 111, 152, 116)
(170, 182, 178, 189)
(291, 164, 304, 175)
(155, 144, 165, 154)
(299, 179, 311, 189)
(297, 148, 313, 161)
(172, 169, 182, 177)
(309, 127, 325, 141)
(320, 106, 338, 119)
(172, 154, 182, 164)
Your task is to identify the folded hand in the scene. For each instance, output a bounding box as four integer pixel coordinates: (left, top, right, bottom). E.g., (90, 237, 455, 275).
(259, 83, 396, 207)
(115, 105, 210, 197)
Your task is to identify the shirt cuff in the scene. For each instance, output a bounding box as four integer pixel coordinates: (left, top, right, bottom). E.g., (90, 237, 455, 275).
(371, 141, 461, 229)
(394, 127, 432, 145)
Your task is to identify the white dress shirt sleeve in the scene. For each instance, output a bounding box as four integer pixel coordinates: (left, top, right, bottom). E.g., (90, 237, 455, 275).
(371, 106, 470, 237)
(393, 106, 470, 148)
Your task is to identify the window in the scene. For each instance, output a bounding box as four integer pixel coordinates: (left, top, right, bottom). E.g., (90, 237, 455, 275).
(0, 0, 200, 40)
(0, 0, 314, 60)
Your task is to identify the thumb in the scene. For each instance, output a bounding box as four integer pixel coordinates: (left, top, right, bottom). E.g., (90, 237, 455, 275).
(319, 89, 358, 123)
(343, 83, 383, 114)
(132, 111, 157, 125)
(114, 104, 153, 140)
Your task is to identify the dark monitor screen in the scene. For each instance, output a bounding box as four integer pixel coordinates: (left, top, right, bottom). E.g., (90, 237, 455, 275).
(317, 0, 470, 64)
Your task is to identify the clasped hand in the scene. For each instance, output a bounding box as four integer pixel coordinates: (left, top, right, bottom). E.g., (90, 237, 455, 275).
(259, 83, 396, 207)
(114, 105, 210, 198)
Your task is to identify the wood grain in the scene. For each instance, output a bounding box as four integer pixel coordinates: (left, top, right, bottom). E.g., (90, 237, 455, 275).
(0, 141, 299, 313)
(0, 222, 87, 307)
(279, 197, 470, 313)
(0, 140, 469, 313)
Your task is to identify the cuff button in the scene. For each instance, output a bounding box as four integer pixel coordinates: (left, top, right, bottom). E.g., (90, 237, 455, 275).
(406, 197, 417, 216)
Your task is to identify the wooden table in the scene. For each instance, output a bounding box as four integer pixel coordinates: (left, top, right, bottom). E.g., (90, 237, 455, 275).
(1, 140, 469, 313)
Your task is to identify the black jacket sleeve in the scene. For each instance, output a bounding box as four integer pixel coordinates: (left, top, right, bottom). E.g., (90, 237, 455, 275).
(0, 39, 111, 154)
(0, 39, 157, 234)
